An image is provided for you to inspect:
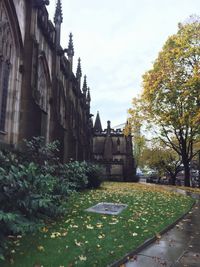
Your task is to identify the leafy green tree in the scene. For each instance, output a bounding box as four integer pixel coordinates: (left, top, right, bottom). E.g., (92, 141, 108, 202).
(129, 17, 200, 186)
(140, 146, 182, 185)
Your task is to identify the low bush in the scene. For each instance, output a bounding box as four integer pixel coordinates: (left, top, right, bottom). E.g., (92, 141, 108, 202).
(23, 136, 60, 167)
(85, 163, 103, 189)
(55, 161, 103, 192)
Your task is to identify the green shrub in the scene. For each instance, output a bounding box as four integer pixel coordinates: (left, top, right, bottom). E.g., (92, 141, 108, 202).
(1, 163, 65, 219)
(85, 163, 103, 189)
(58, 161, 88, 191)
(23, 136, 60, 167)
(0, 162, 66, 259)
(0, 150, 21, 171)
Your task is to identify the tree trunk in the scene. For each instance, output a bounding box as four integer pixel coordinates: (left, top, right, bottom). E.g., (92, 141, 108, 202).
(171, 174, 176, 185)
(183, 160, 190, 187)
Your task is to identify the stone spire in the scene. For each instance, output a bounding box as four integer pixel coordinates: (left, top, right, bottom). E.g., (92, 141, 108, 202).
(86, 87, 91, 106)
(67, 33, 74, 71)
(54, 0, 63, 47)
(54, 0, 63, 24)
(82, 75, 87, 96)
(76, 58, 82, 79)
(94, 111, 102, 132)
(67, 33, 74, 57)
(76, 58, 82, 89)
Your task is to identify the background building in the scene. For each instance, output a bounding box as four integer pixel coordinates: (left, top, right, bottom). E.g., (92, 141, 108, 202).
(93, 112, 135, 181)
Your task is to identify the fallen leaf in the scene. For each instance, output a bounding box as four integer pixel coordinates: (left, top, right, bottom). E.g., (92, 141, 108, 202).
(79, 255, 87, 261)
(41, 227, 48, 233)
(86, 224, 94, 229)
(62, 232, 68, 237)
(50, 232, 61, 238)
(155, 232, 161, 239)
(37, 246, 45, 252)
(75, 240, 82, 246)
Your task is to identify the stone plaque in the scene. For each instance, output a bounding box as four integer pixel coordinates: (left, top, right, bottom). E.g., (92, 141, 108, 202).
(86, 202, 127, 215)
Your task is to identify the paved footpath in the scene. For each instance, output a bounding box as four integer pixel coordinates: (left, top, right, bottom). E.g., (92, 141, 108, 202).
(125, 189, 200, 267)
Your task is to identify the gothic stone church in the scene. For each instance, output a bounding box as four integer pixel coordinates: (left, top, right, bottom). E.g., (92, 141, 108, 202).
(0, 0, 135, 181)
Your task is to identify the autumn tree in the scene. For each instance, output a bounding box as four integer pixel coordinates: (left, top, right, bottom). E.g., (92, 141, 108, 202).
(129, 17, 200, 186)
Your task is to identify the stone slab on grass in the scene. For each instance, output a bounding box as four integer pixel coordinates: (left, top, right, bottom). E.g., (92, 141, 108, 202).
(86, 202, 127, 215)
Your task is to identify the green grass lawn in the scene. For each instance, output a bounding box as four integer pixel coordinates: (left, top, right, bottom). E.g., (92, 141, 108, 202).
(2, 182, 194, 267)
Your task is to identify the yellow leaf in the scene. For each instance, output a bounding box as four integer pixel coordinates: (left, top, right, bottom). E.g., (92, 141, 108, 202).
(41, 227, 48, 233)
(37, 246, 45, 252)
(71, 225, 78, 228)
(109, 221, 118, 225)
(50, 232, 61, 238)
(79, 255, 87, 261)
(86, 224, 94, 229)
(61, 232, 68, 237)
(75, 239, 81, 246)
(155, 232, 161, 239)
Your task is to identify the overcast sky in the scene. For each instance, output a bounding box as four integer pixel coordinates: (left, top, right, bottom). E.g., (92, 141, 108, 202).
(47, 0, 199, 128)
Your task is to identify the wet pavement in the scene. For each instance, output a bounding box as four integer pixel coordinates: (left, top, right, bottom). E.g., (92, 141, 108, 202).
(125, 189, 200, 267)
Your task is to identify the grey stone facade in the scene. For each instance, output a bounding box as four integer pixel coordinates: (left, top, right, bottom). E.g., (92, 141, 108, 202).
(93, 113, 135, 181)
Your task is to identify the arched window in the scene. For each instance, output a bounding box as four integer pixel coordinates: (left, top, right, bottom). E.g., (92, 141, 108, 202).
(0, 60, 10, 131)
(34, 56, 48, 112)
(56, 81, 66, 128)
